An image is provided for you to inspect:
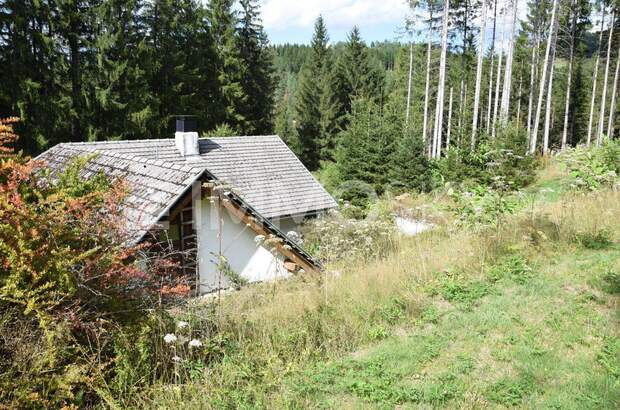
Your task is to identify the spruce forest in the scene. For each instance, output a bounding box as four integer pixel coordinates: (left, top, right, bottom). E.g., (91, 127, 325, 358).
(1, 0, 620, 408)
(2, 0, 618, 193)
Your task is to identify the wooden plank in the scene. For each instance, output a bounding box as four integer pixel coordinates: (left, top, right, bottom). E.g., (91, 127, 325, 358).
(212, 191, 318, 274)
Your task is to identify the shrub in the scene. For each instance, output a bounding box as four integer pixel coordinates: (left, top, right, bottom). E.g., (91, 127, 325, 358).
(574, 229, 614, 250)
(560, 140, 620, 191)
(0, 119, 182, 407)
(434, 124, 538, 191)
(302, 210, 396, 264)
(448, 184, 519, 228)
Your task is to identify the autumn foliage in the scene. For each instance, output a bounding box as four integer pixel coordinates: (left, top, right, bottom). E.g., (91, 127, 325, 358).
(0, 118, 184, 406)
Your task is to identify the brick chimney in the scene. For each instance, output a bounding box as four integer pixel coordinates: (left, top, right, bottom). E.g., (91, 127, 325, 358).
(174, 116, 200, 159)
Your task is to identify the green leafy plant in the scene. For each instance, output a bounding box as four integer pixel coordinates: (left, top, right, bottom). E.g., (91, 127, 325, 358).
(434, 124, 538, 191)
(432, 272, 491, 309)
(302, 210, 396, 264)
(487, 255, 534, 284)
(486, 372, 536, 406)
(597, 337, 620, 381)
(448, 184, 519, 228)
(560, 141, 620, 191)
(574, 229, 614, 250)
(601, 270, 620, 294)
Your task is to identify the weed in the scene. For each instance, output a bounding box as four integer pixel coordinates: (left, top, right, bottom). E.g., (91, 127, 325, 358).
(295, 359, 422, 405)
(487, 255, 534, 284)
(601, 270, 620, 294)
(575, 229, 614, 250)
(368, 325, 389, 341)
(451, 354, 475, 375)
(379, 297, 407, 324)
(486, 371, 535, 406)
(597, 337, 620, 381)
(420, 305, 441, 324)
(436, 277, 491, 309)
(560, 141, 620, 191)
(422, 380, 460, 405)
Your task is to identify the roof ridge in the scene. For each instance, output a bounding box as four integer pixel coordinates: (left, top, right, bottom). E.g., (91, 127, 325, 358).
(61, 138, 175, 146)
(61, 143, 203, 173)
(60, 135, 281, 146)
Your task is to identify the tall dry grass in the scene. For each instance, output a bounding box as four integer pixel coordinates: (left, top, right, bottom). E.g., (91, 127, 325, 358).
(131, 187, 620, 408)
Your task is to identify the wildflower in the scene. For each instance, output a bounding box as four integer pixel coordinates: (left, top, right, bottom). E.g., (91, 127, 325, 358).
(163, 333, 177, 344)
(189, 339, 203, 348)
(177, 321, 189, 329)
(172, 355, 182, 363)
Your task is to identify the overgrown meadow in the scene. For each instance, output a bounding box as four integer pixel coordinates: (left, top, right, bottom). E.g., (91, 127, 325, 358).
(3, 114, 618, 408)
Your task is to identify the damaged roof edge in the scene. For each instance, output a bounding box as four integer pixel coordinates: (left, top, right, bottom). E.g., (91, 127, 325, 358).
(135, 169, 323, 272)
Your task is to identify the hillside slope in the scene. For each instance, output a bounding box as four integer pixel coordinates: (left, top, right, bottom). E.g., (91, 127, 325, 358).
(136, 163, 619, 409)
(288, 244, 620, 408)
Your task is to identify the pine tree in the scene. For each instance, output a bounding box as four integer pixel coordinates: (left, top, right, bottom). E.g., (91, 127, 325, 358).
(471, 0, 488, 144)
(207, 0, 248, 133)
(56, 0, 98, 142)
(329, 26, 384, 145)
(87, 0, 154, 141)
(530, 0, 559, 154)
(559, 0, 590, 148)
(336, 98, 398, 194)
(143, 0, 219, 137)
(390, 125, 432, 192)
(295, 16, 331, 170)
(451, 0, 478, 143)
(238, 0, 276, 135)
(0, 0, 72, 153)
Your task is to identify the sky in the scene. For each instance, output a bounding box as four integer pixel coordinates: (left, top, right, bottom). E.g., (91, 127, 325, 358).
(261, 0, 411, 45)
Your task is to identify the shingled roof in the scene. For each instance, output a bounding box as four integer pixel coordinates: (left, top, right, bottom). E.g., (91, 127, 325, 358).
(36, 136, 337, 243)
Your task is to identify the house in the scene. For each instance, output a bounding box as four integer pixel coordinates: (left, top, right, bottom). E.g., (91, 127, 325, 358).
(36, 117, 337, 294)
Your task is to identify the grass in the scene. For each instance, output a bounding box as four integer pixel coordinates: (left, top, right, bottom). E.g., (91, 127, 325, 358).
(285, 245, 620, 408)
(128, 163, 620, 409)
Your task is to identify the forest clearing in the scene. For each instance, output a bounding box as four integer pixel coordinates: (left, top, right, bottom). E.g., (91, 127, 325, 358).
(1, 0, 620, 408)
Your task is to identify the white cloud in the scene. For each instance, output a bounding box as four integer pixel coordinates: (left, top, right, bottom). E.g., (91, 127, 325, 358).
(261, 0, 410, 32)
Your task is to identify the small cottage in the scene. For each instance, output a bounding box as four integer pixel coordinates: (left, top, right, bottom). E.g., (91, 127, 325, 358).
(36, 118, 337, 294)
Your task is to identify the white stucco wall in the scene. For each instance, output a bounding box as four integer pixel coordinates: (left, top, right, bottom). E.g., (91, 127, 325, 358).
(195, 198, 290, 294)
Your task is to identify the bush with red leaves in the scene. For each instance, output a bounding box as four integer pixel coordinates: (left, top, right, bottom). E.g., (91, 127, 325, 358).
(0, 118, 187, 407)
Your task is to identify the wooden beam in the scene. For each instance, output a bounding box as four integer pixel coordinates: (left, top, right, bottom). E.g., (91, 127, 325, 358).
(211, 191, 319, 274)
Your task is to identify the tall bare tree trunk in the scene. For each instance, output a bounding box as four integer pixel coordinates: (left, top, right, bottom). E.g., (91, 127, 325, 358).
(458, 80, 464, 141)
(500, 0, 519, 123)
(486, 0, 499, 132)
(517, 63, 524, 125)
(447, 86, 454, 149)
(406, 42, 414, 124)
(433, 0, 450, 159)
(423, 11, 433, 155)
(543, 30, 558, 155)
(471, 0, 488, 146)
(587, 9, 607, 146)
(562, 1, 577, 150)
(530, 0, 559, 154)
(492, 32, 505, 138)
(607, 44, 620, 140)
(597, 12, 615, 145)
(527, 40, 540, 135)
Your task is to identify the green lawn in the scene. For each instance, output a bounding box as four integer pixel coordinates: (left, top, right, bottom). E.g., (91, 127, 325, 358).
(285, 246, 620, 408)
